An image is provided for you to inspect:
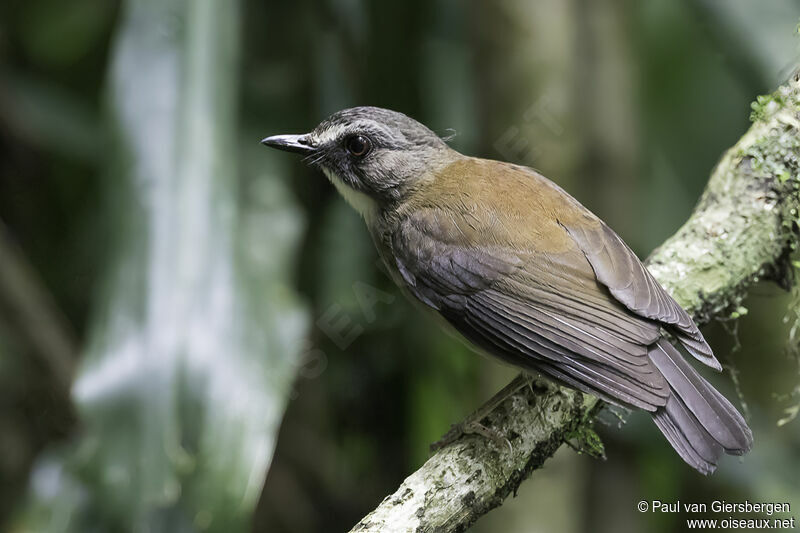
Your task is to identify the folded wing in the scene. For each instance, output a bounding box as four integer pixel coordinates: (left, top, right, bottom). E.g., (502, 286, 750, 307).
(391, 206, 670, 411)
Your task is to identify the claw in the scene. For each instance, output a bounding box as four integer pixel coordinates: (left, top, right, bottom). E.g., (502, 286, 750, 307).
(430, 420, 513, 454)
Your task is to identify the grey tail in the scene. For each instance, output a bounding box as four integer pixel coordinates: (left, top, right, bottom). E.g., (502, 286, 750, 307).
(647, 339, 753, 475)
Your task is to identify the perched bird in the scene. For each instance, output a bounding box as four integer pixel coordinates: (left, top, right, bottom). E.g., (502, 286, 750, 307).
(262, 106, 752, 474)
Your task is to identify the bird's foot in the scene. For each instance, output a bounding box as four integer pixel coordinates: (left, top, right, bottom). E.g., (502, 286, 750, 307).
(430, 419, 513, 453)
(429, 373, 534, 454)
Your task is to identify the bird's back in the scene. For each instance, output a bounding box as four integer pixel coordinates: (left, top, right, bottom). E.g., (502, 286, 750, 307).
(398, 156, 598, 255)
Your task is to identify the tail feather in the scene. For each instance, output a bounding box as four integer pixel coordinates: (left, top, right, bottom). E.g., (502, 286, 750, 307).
(702, 382, 752, 455)
(648, 339, 752, 474)
(652, 395, 723, 475)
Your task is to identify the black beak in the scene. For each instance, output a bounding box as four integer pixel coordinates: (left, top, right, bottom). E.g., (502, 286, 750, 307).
(260, 134, 315, 155)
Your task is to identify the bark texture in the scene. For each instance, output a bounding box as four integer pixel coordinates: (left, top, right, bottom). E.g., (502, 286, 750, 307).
(349, 75, 800, 533)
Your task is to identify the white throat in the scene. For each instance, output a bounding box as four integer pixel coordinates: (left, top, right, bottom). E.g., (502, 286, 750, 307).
(322, 168, 378, 223)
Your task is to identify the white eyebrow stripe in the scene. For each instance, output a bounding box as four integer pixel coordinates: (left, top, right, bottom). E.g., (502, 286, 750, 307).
(314, 120, 397, 147)
(314, 124, 348, 145)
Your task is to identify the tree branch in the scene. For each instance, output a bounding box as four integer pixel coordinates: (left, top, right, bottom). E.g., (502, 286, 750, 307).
(349, 74, 800, 533)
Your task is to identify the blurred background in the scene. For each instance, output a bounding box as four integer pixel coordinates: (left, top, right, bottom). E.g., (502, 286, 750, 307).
(1, 0, 800, 532)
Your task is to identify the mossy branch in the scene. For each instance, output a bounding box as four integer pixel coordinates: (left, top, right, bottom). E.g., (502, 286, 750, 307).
(349, 75, 800, 533)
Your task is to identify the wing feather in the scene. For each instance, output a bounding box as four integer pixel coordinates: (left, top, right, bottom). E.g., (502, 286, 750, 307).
(460, 302, 666, 410)
(392, 210, 671, 411)
(562, 221, 721, 370)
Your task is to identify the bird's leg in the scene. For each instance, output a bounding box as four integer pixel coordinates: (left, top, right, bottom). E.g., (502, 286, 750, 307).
(430, 373, 533, 453)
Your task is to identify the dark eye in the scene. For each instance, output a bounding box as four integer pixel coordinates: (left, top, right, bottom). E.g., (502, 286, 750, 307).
(345, 135, 371, 157)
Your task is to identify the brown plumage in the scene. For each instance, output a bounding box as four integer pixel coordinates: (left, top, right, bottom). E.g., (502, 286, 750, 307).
(388, 157, 751, 473)
(262, 106, 753, 474)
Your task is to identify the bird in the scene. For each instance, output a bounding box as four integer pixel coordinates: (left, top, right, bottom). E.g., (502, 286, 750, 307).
(261, 106, 753, 474)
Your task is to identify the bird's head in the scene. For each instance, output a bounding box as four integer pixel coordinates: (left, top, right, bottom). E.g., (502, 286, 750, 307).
(262, 106, 455, 219)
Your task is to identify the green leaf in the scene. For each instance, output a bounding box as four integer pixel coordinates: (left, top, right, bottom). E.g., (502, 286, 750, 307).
(777, 404, 800, 427)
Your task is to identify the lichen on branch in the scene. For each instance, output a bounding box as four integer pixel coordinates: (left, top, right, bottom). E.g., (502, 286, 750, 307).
(648, 75, 800, 322)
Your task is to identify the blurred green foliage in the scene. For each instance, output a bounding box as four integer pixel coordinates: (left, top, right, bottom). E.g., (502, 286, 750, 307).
(1, 0, 800, 532)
